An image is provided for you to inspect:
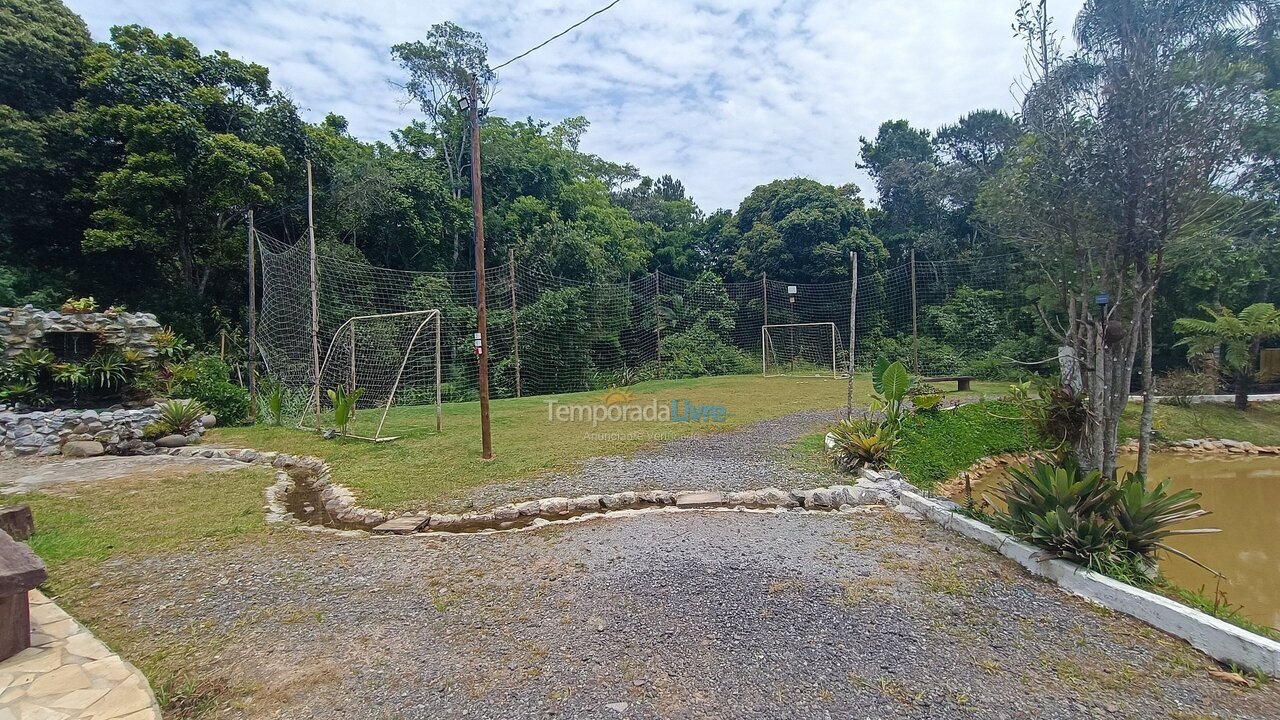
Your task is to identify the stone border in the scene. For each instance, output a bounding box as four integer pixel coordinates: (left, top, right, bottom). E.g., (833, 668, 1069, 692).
(871, 468, 1280, 675)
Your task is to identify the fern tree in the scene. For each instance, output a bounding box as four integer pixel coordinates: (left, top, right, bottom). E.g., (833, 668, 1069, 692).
(1174, 303, 1280, 410)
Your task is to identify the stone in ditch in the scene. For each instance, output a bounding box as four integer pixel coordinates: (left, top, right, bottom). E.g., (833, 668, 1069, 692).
(805, 488, 835, 508)
(493, 505, 519, 521)
(61, 440, 104, 458)
(514, 500, 542, 517)
(674, 490, 725, 508)
(374, 515, 430, 534)
(572, 495, 604, 512)
(601, 492, 637, 509)
(538, 497, 570, 516)
(635, 489, 673, 505)
(757, 488, 796, 507)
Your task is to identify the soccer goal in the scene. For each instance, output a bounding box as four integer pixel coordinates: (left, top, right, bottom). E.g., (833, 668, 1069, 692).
(298, 310, 442, 442)
(761, 322, 840, 378)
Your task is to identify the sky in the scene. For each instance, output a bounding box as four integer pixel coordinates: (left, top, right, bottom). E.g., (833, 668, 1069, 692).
(67, 0, 1085, 212)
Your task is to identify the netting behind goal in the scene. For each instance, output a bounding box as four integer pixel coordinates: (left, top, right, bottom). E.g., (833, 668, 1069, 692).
(255, 231, 1035, 414)
(296, 310, 441, 440)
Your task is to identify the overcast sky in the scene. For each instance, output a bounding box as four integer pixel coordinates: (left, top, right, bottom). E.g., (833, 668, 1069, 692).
(67, 0, 1084, 212)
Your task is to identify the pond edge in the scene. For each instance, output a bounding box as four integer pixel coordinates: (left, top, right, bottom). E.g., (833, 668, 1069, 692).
(868, 467, 1280, 676)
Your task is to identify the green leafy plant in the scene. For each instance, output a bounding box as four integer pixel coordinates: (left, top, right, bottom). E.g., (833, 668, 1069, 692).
(326, 386, 365, 437)
(990, 457, 1218, 579)
(11, 348, 54, 383)
(1006, 374, 1086, 447)
(870, 357, 916, 431)
(171, 354, 249, 424)
(86, 351, 129, 389)
(264, 382, 286, 426)
(104, 304, 127, 318)
(828, 414, 897, 471)
(1112, 475, 1218, 563)
(142, 421, 174, 440)
(153, 327, 193, 361)
(60, 296, 97, 314)
(51, 362, 88, 387)
(0, 381, 48, 406)
(158, 399, 206, 435)
(1175, 302, 1280, 410)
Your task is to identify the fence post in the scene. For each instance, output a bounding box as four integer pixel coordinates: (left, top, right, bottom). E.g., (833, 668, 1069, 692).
(654, 271, 662, 380)
(509, 248, 522, 398)
(846, 251, 858, 420)
(762, 271, 768, 328)
(246, 210, 257, 424)
(910, 248, 920, 375)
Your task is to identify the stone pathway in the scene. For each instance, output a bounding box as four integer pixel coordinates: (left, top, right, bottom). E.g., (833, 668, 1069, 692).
(0, 454, 247, 495)
(0, 591, 159, 720)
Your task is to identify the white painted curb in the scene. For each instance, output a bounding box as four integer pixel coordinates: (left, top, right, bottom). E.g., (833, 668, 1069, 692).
(895, 489, 1280, 675)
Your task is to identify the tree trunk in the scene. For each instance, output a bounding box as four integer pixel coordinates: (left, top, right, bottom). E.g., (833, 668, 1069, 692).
(1235, 374, 1250, 411)
(1138, 286, 1155, 476)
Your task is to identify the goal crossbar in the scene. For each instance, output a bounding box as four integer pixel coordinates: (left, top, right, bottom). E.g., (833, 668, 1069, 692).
(761, 322, 839, 378)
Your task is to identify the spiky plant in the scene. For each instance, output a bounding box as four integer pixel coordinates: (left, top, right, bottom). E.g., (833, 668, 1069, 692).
(992, 457, 1116, 537)
(1112, 474, 1219, 565)
(828, 416, 896, 471)
(158, 399, 206, 434)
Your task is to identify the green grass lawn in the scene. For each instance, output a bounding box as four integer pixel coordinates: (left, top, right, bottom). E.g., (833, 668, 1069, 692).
(212, 373, 1005, 510)
(1121, 400, 1280, 446)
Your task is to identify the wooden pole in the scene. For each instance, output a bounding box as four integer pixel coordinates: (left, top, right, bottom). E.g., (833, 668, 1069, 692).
(654, 271, 662, 380)
(846, 251, 858, 420)
(762, 271, 769, 328)
(435, 312, 442, 433)
(508, 247, 521, 398)
(307, 160, 322, 432)
(219, 331, 226, 360)
(468, 75, 493, 460)
(910, 247, 919, 375)
(246, 210, 258, 424)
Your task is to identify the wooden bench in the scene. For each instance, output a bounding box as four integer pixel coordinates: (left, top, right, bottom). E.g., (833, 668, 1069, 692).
(923, 375, 977, 392)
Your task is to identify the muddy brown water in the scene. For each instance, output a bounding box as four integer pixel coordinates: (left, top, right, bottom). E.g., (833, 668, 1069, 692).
(961, 453, 1280, 631)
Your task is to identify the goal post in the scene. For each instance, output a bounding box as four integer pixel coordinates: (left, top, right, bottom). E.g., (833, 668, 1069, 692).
(299, 309, 442, 442)
(761, 322, 839, 378)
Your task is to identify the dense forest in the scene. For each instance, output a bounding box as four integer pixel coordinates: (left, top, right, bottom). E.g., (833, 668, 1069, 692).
(1, 0, 1277, 380)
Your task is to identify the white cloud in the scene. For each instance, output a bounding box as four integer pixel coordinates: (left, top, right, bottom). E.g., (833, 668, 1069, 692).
(66, 0, 1084, 211)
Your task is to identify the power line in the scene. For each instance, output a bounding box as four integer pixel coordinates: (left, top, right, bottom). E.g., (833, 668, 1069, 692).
(491, 0, 625, 72)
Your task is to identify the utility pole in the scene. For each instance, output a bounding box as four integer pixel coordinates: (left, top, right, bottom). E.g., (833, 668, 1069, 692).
(246, 210, 258, 424)
(306, 160, 321, 433)
(468, 74, 493, 460)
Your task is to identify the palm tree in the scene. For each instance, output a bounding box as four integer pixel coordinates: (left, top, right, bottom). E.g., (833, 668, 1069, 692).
(1174, 303, 1280, 410)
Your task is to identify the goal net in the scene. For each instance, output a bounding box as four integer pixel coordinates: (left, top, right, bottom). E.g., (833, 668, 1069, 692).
(761, 323, 840, 378)
(298, 310, 442, 442)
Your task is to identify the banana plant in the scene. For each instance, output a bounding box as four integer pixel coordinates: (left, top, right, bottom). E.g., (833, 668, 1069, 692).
(326, 386, 365, 437)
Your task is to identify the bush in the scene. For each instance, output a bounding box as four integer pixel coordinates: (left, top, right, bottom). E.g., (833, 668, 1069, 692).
(828, 415, 897, 471)
(1155, 369, 1215, 407)
(660, 323, 755, 379)
(172, 354, 250, 425)
(990, 457, 1216, 575)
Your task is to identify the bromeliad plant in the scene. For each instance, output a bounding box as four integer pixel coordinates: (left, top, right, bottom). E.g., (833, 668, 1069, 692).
(157, 398, 207, 435)
(828, 414, 897, 470)
(990, 457, 1219, 578)
(326, 386, 365, 437)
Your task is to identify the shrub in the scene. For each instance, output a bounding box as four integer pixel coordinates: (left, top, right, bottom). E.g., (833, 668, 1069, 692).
(326, 386, 365, 436)
(1154, 369, 1215, 407)
(828, 415, 897, 471)
(990, 457, 1218, 575)
(157, 399, 206, 434)
(172, 354, 250, 425)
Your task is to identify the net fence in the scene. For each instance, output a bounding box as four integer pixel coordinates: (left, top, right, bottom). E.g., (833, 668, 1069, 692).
(255, 233, 1041, 416)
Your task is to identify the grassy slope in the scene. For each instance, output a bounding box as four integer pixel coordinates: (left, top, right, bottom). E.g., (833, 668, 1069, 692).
(890, 401, 1047, 491)
(211, 374, 1003, 509)
(1121, 400, 1280, 446)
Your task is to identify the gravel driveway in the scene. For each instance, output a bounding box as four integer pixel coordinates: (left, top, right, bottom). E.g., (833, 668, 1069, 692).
(71, 509, 1277, 719)
(456, 409, 842, 510)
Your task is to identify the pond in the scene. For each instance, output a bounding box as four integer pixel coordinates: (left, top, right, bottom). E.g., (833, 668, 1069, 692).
(959, 453, 1280, 632)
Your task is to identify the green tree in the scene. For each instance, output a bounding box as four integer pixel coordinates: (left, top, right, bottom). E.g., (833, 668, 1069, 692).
(731, 178, 886, 282)
(1174, 303, 1280, 410)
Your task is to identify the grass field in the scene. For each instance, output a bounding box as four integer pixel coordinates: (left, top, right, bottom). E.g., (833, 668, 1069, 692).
(212, 373, 1005, 510)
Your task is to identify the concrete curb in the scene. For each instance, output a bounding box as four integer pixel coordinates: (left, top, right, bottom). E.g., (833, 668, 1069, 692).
(894, 488, 1280, 675)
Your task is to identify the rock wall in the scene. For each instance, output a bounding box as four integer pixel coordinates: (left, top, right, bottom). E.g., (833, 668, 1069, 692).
(0, 406, 206, 458)
(0, 305, 162, 359)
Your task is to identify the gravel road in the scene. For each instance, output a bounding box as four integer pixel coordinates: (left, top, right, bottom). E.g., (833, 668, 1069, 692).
(456, 409, 842, 510)
(71, 509, 1277, 719)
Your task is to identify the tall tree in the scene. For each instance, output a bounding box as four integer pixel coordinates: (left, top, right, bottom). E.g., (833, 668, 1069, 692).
(393, 22, 494, 268)
(980, 0, 1270, 476)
